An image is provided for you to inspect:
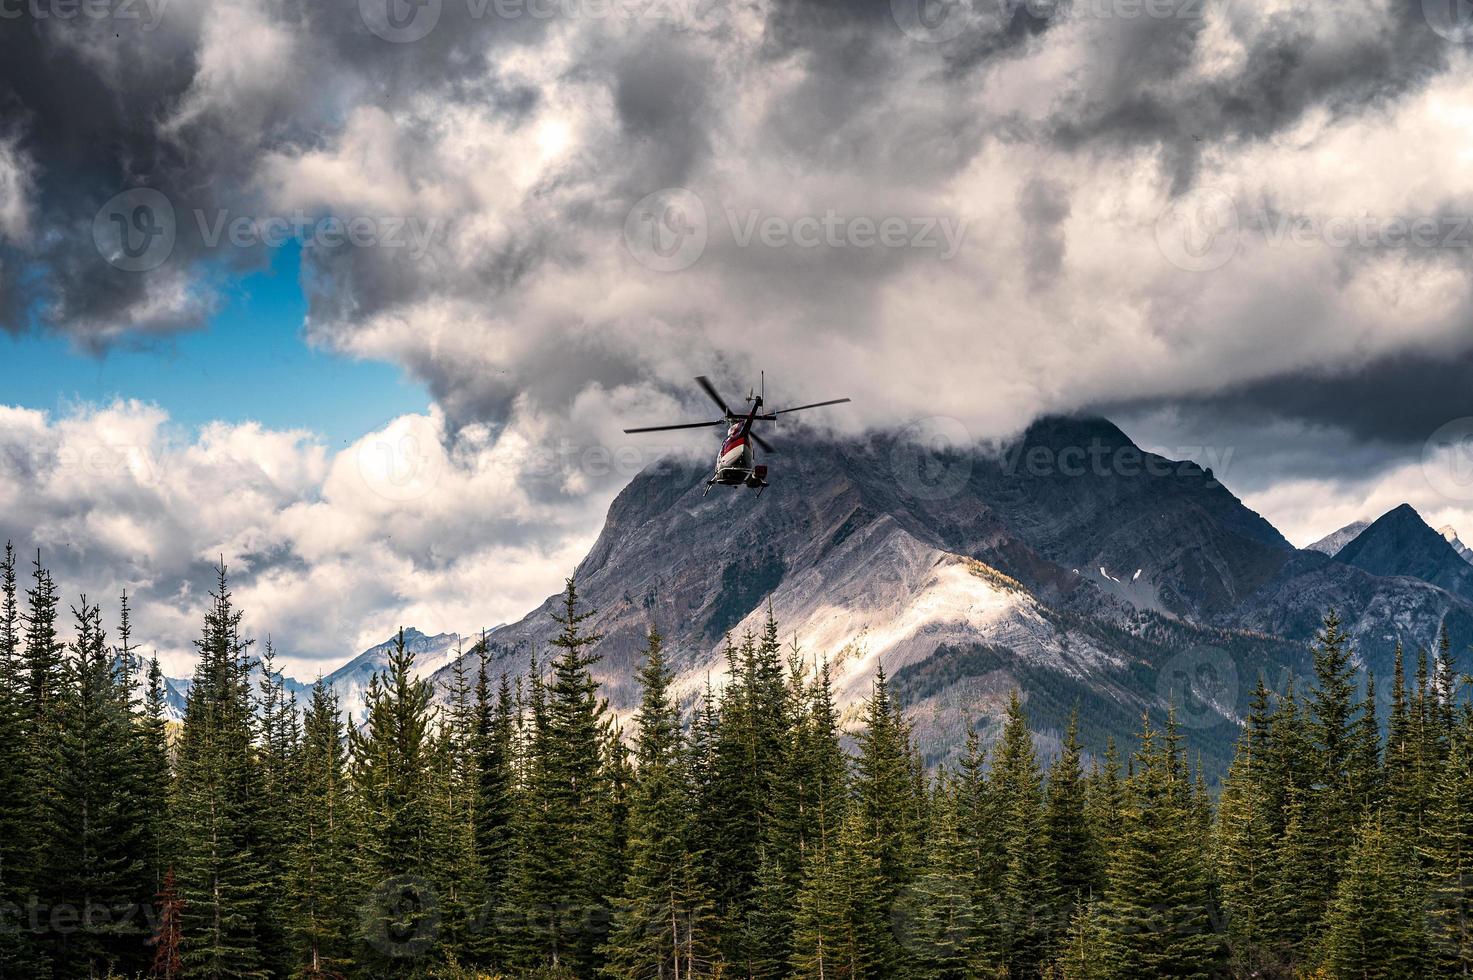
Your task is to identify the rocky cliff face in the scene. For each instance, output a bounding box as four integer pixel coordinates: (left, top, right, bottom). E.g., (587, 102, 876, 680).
(431, 418, 1473, 772)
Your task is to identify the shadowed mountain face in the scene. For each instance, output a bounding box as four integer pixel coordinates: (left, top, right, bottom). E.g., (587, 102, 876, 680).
(1335, 505, 1473, 603)
(442, 417, 1472, 773)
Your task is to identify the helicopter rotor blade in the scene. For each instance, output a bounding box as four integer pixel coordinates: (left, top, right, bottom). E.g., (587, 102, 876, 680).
(771, 397, 851, 416)
(623, 420, 726, 433)
(750, 431, 777, 454)
(694, 376, 733, 417)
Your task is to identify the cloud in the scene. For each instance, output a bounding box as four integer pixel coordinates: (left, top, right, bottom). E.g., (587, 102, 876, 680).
(0, 400, 626, 677)
(4, 0, 1473, 665)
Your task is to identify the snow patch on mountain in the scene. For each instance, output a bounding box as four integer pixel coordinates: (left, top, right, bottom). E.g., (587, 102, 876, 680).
(1440, 526, 1473, 565)
(679, 519, 1123, 713)
(1306, 520, 1370, 556)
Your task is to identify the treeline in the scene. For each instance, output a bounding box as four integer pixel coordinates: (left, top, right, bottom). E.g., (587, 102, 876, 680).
(0, 543, 1471, 979)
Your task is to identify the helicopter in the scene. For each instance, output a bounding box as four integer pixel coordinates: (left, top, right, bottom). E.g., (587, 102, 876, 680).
(624, 373, 851, 497)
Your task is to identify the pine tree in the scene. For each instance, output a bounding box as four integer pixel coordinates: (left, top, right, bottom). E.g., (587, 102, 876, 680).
(349, 627, 443, 972)
(752, 645, 852, 979)
(1214, 742, 1278, 962)
(150, 867, 185, 980)
(1057, 901, 1106, 980)
(255, 639, 300, 976)
(789, 810, 882, 980)
(42, 598, 149, 974)
(853, 664, 923, 977)
(140, 655, 173, 892)
(1422, 726, 1473, 974)
(602, 628, 718, 978)
(1098, 714, 1221, 979)
(991, 691, 1053, 977)
(905, 780, 978, 978)
(0, 542, 35, 973)
(1046, 709, 1095, 921)
(1083, 737, 1123, 899)
(472, 648, 516, 959)
(502, 580, 613, 974)
(1305, 610, 1361, 907)
(20, 551, 66, 918)
(428, 648, 486, 964)
(286, 679, 359, 978)
(173, 564, 269, 978)
(1323, 813, 1429, 978)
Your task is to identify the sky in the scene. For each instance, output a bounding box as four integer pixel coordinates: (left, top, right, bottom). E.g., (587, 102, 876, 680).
(3, 0, 1473, 676)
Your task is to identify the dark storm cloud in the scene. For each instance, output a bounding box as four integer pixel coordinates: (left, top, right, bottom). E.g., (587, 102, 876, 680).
(610, 37, 714, 190)
(0, 0, 556, 347)
(1049, 2, 1450, 192)
(1107, 343, 1473, 456)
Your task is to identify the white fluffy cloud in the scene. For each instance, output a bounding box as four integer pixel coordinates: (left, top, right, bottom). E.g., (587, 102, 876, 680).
(0, 400, 611, 677)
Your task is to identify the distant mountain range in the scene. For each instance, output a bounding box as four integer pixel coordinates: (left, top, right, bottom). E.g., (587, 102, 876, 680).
(187, 417, 1473, 776)
(163, 627, 467, 723)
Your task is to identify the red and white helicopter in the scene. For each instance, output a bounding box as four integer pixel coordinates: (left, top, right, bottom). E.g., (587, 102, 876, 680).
(624, 374, 850, 497)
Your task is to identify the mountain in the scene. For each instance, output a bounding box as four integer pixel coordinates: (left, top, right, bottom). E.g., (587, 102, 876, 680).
(320, 627, 468, 723)
(1334, 504, 1473, 603)
(446, 416, 1473, 773)
(160, 629, 466, 725)
(1440, 525, 1473, 565)
(1306, 520, 1370, 556)
(161, 658, 315, 724)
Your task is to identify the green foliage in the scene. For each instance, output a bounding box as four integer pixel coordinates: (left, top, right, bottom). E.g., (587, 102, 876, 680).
(174, 564, 271, 979)
(1323, 814, 1429, 978)
(8, 557, 1469, 980)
